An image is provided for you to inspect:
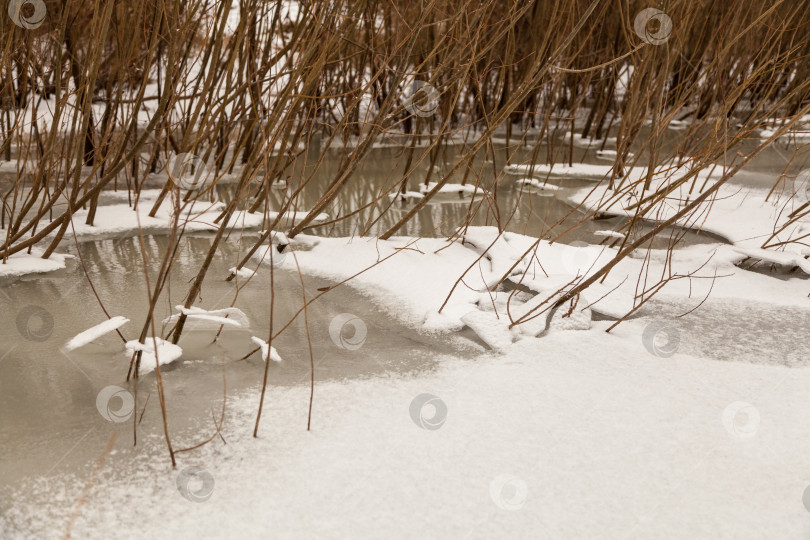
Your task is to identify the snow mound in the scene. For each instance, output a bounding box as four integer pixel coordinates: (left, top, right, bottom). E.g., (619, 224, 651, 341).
(731, 246, 810, 274)
(594, 230, 626, 240)
(125, 338, 183, 375)
(506, 293, 551, 337)
(548, 299, 592, 332)
(249, 336, 283, 363)
(759, 116, 810, 141)
(62, 200, 264, 239)
(460, 311, 514, 351)
(564, 163, 810, 251)
(228, 267, 258, 280)
(388, 191, 424, 201)
(595, 149, 634, 161)
(505, 162, 615, 180)
(65, 316, 129, 351)
(560, 131, 616, 148)
(0, 249, 72, 279)
(419, 182, 488, 197)
(163, 306, 250, 329)
(517, 178, 560, 192)
(280, 226, 810, 350)
(461, 228, 529, 288)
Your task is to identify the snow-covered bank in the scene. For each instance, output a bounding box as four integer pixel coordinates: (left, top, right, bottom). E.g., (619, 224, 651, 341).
(3, 323, 809, 539)
(562, 165, 810, 256)
(505, 162, 616, 180)
(759, 115, 810, 143)
(0, 249, 72, 279)
(24, 195, 263, 240)
(504, 161, 726, 184)
(277, 228, 808, 342)
(419, 181, 489, 198)
(0, 189, 327, 279)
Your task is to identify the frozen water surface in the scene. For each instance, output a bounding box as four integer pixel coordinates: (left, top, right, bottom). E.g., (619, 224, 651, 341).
(1, 145, 809, 539)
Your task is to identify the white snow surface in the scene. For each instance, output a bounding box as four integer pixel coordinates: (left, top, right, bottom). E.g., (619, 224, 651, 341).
(4, 324, 810, 539)
(505, 160, 724, 185)
(731, 246, 810, 273)
(517, 178, 560, 192)
(228, 266, 257, 279)
(0, 249, 72, 278)
(419, 182, 488, 196)
(594, 230, 627, 239)
(388, 190, 425, 200)
(60, 197, 265, 239)
(596, 149, 635, 161)
(125, 338, 184, 375)
(288, 228, 809, 340)
(560, 130, 616, 148)
(505, 162, 616, 180)
(64, 316, 129, 351)
(163, 306, 250, 330)
(0, 192, 323, 280)
(3, 223, 810, 537)
(460, 310, 514, 351)
(760, 115, 810, 141)
(249, 336, 283, 363)
(564, 163, 810, 257)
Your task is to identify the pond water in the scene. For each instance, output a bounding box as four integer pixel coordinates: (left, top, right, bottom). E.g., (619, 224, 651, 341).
(1, 134, 807, 515)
